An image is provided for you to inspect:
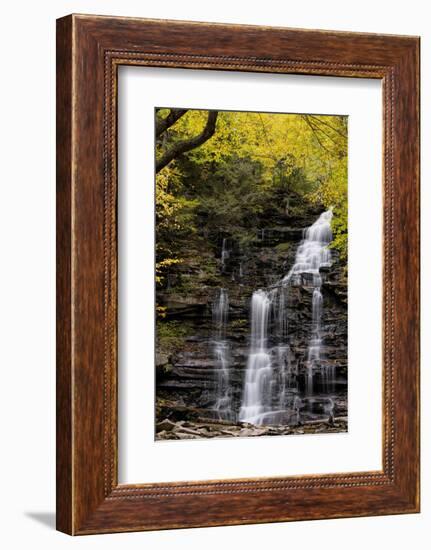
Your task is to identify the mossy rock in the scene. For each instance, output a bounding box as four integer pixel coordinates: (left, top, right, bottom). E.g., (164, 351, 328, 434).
(275, 242, 291, 253)
(230, 318, 248, 328)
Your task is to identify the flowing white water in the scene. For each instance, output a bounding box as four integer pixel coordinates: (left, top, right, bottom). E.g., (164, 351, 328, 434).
(284, 209, 333, 286)
(221, 238, 230, 273)
(276, 344, 295, 408)
(306, 288, 323, 394)
(239, 290, 273, 424)
(276, 287, 289, 341)
(212, 289, 234, 419)
(213, 288, 228, 339)
(239, 209, 334, 425)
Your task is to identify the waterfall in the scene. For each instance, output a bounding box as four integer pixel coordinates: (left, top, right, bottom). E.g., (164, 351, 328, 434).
(306, 288, 323, 394)
(283, 209, 333, 393)
(212, 289, 234, 420)
(284, 209, 333, 286)
(213, 288, 228, 339)
(276, 287, 289, 341)
(239, 209, 334, 426)
(221, 238, 230, 273)
(276, 344, 294, 408)
(239, 290, 273, 425)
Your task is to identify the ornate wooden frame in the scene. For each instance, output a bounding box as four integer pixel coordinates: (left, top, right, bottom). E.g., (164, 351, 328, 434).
(56, 14, 420, 535)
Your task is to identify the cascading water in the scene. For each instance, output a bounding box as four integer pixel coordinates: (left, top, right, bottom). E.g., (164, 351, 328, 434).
(276, 287, 289, 341)
(239, 209, 334, 426)
(239, 290, 273, 424)
(212, 289, 234, 420)
(284, 209, 333, 286)
(284, 209, 333, 394)
(276, 344, 293, 408)
(221, 238, 230, 273)
(306, 288, 323, 394)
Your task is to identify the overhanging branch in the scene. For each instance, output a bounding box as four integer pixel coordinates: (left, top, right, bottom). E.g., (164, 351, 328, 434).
(156, 111, 218, 173)
(155, 108, 188, 138)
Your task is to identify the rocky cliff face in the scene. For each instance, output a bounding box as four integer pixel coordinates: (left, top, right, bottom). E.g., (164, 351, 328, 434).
(155, 193, 348, 439)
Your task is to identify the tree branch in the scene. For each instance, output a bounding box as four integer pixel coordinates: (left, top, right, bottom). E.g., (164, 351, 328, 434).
(155, 108, 188, 138)
(307, 114, 347, 138)
(156, 111, 218, 173)
(301, 115, 333, 155)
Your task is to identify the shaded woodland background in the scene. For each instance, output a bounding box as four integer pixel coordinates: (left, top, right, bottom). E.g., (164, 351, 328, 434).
(156, 109, 347, 294)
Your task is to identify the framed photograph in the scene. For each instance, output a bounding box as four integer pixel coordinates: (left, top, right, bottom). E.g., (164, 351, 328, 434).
(56, 14, 420, 535)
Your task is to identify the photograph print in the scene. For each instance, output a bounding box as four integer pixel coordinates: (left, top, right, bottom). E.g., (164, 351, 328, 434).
(154, 107, 348, 441)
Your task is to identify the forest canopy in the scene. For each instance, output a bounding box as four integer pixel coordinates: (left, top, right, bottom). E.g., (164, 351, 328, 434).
(155, 108, 348, 299)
